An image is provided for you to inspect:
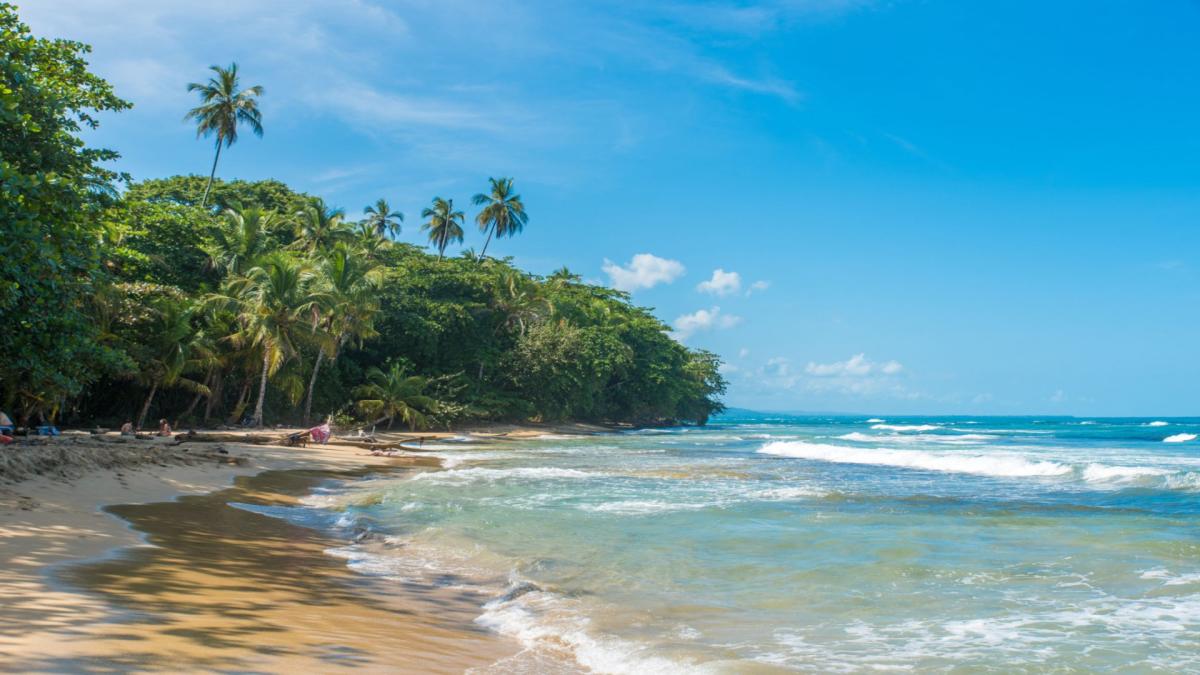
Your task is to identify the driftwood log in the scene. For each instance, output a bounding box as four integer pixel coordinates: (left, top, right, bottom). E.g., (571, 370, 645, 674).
(328, 437, 434, 451)
(171, 430, 435, 450)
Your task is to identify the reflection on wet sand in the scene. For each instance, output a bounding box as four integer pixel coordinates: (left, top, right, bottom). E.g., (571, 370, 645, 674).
(13, 465, 518, 673)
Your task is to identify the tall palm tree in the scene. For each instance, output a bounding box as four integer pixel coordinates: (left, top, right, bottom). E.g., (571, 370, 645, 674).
(362, 199, 403, 239)
(302, 243, 383, 424)
(203, 206, 278, 276)
(134, 299, 212, 430)
(354, 363, 438, 430)
(292, 198, 352, 253)
(185, 63, 264, 208)
(472, 177, 528, 260)
(420, 197, 465, 260)
(214, 253, 322, 427)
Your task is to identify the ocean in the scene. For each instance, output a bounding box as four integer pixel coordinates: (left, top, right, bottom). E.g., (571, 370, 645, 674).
(247, 412, 1200, 672)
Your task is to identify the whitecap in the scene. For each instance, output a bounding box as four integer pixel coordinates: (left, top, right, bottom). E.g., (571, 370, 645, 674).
(1147, 421, 1170, 427)
(870, 423, 941, 432)
(1164, 433, 1197, 444)
(865, 418, 885, 423)
(758, 441, 1071, 478)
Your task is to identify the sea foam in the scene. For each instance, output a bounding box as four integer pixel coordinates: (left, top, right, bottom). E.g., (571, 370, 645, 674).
(759, 441, 1071, 478)
(871, 423, 941, 432)
(1164, 433, 1197, 444)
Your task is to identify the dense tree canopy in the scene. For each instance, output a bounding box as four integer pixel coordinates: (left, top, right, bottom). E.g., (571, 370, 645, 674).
(0, 3, 726, 429)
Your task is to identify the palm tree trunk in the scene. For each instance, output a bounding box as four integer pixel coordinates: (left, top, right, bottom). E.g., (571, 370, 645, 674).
(479, 224, 495, 260)
(303, 348, 325, 426)
(204, 370, 223, 425)
(136, 380, 159, 431)
(181, 370, 212, 422)
(252, 350, 270, 428)
(228, 378, 251, 424)
(200, 140, 223, 208)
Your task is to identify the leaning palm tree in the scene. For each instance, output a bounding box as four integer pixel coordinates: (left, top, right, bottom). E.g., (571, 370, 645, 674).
(354, 363, 438, 430)
(134, 298, 213, 430)
(212, 253, 322, 427)
(420, 197, 465, 260)
(292, 198, 352, 253)
(362, 199, 403, 239)
(472, 177, 528, 260)
(302, 243, 383, 424)
(185, 63, 264, 208)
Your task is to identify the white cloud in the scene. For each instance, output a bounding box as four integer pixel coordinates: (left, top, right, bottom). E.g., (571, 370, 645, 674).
(603, 254, 685, 292)
(672, 306, 742, 340)
(738, 347, 750, 359)
(746, 280, 771, 296)
(697, 268, 742, 296)
(1050, 389, 1066, 404)
(740, 352, 911, 397)
(805, 353, 902, 377)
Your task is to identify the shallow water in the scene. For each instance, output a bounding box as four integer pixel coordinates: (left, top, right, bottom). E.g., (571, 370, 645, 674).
(279, 413, 1200, 672)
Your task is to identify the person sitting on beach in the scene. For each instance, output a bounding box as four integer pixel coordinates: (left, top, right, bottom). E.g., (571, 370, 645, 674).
(120, 421, 134, 435)
(158, 419, 172, 437)
(0, 410, 13, 435)
(309, 420, 331, 444)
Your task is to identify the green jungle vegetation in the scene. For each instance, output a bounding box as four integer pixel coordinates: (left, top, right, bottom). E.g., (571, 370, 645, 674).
(0, 4, 725, 431)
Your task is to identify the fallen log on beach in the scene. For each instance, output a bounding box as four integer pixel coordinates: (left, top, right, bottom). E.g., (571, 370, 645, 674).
(329, 437, 434, 451)
(172, 431, 279, 445)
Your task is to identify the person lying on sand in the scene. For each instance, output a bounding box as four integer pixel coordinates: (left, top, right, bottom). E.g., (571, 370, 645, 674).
(158, 419, 172, 437)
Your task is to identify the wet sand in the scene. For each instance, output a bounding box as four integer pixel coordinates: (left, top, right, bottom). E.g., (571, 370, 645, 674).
(2, 464, 520, 673)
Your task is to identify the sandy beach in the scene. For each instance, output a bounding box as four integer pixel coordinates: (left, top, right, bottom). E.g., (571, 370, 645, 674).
(0, 425, 603, 673)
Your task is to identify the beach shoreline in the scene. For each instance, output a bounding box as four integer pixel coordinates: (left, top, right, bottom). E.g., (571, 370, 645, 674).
(0, 424, 602, 672)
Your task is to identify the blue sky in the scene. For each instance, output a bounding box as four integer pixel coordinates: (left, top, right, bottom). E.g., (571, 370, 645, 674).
(22, 1, 1200, 416)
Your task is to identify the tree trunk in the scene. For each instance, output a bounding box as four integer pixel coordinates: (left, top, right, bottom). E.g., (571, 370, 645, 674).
(200, 140, 223, 208)
(181, 370, 212, 423)
(204, 370, 223, 424)
(303, 348, 325, 426)
(478, 224, 495, 260)
(228, 378, 251, 425)
(252, 350, 270, 428)
(136, 380, 159, 431)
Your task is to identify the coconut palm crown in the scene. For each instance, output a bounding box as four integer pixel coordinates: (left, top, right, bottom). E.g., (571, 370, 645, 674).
(185, 63, 264, 208)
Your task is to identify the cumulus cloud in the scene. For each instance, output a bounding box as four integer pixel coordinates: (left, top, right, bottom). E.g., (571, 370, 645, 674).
(697, 268, 742, 296)
(602, 254, 685, 292)
(672, 306, 742, 340)
(805, 353, 902, 377)
(741, 353, 911, 397)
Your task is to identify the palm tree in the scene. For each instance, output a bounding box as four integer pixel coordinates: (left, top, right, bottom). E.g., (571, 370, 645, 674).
(354, 363, 438, 430)
(185, 63, 264, 208)
(293, 198, 352, 253)
(492, 271, 552, 336)
(472, 177, 528, 260)
(214, 253, 322, 427)
(362, 199, 403, 239)
(351, 221, 391, 261)
(203, 206, 278, 276)
(134, 299, 212, 430)
(302, 243, 383, 424)
(420, 197, 465, 260)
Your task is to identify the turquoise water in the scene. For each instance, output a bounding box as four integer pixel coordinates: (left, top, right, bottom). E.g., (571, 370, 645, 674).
(259, 413, 1200, 672)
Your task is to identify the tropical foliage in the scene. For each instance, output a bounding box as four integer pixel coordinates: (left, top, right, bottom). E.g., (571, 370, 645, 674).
(0, 4, 726, 430)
